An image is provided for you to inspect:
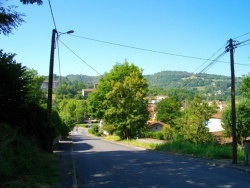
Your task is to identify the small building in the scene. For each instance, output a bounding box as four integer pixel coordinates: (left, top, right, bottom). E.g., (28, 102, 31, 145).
(206, 112, 224, 133)
(148, 121, 164, 132)
(82, 88, 94, 96)
(82, 83, 98, 97)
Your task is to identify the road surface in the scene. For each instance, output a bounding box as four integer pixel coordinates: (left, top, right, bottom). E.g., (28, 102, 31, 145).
(72, 128, 250, 187)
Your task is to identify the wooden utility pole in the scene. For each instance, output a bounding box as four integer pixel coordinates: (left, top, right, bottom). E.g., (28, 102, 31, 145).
(226, 38, 237, 164)
(47, 29, 57, 125)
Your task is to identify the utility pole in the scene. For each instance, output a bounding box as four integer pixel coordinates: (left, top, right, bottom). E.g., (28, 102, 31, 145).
(226, 38, 237, 164)
(47, 29, 57, 125)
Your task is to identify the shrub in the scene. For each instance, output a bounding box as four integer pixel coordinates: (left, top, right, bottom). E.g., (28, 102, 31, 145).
(101, 123, 116, 135)
(0, 123, 59, 187)
(88, 124, 99, 135)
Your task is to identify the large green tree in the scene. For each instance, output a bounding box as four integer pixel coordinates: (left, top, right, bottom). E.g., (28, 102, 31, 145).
(155, 96, 182, 126)
(88, 62, 149, 139)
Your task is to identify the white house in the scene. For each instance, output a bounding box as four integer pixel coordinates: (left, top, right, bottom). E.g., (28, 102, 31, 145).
(206, 112, 224, 132)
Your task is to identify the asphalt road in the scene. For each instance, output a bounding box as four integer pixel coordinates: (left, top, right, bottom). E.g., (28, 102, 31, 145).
(72, 129, 250, 188)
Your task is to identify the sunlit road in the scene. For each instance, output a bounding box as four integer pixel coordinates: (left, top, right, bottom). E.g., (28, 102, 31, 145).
(72, 128, 250, 187)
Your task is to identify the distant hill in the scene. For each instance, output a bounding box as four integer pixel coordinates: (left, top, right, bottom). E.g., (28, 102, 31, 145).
(54, 71, 241, 100)
(144, 71, 239, 89)
(144, 71, 241, 100)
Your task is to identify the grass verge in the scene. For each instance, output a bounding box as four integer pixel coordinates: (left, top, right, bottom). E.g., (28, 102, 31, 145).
(104, 135, 246, 163)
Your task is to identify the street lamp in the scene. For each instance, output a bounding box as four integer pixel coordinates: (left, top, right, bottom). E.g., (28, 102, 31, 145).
(47, 29, 74, 124)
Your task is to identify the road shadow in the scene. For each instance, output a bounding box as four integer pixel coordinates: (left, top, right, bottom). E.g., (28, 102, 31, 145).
(73, 140, 250, 188)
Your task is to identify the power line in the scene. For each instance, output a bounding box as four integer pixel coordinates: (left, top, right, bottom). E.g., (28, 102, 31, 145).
(58, 39, 102, 76)
(56, 36, 62, 85)
(197, 50, 227, 74)
(69, 34, 230, 63)
(235, 38, 250, 47)
(70, 34, 250, 67)
(193, 43, 227, 73)
(47, 0, 57, 29)
(233, 31, 250, 40)
(236, 42, 250, 48)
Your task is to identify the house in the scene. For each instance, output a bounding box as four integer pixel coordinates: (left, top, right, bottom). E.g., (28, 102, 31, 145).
(82, 88, 94, 96)
(206, 112, 224, 133)
(82, 83, 98, 97)
(148, 121, 164, 132)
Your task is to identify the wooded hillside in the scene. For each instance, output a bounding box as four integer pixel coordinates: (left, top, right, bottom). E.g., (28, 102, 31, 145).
(52, 71, 242, 101)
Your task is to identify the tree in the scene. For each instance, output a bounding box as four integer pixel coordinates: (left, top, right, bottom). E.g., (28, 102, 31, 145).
(239, 74, 250, 99)
(0, 50, 59, 151)
(176, 94, 216, 145)
(56, 99, 88, 127)
(155, 96, 181, 126)
(88, 62, 149, 139)
(0, 0, 42, 35)
(222, 100, 250, 145)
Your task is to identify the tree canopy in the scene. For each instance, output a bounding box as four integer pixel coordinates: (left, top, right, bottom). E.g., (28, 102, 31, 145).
(0, 0, 42, 35)
(0, 50, 67, 151)
(176, 94, 216, 145)
(155, 96, 182, 126)
(88, 62, 149, 139)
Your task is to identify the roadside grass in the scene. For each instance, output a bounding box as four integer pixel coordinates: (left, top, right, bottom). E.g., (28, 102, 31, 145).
(1, 149, 60, 188)
(102, 135, 158, 149)
(76, 123, 88, 128)
(103, 135, 246, 162)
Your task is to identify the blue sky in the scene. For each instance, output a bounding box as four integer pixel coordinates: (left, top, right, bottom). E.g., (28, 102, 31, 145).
(1, 0, 250, 77)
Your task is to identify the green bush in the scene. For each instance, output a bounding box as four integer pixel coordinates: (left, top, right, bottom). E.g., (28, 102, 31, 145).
(144, 131, 164, 140)
(101, 123, 116, 135)
(88, 124, 99, 135)
(0, 123, 59, 187)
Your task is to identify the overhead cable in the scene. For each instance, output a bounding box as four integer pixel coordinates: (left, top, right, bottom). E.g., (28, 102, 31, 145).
(56, 36, 62, 84)
(58, 39, 102, 76)
(197, 51, 227, 74)
(47, 0, 57, 29)
(69, 34, 230, 63)
(233, 31, 250, 40)
(193, 43, 227, 73)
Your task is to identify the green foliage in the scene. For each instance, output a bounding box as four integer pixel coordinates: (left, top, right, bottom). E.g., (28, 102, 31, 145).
(88, 61, 149, 139)
(0, 124, 59, 187)
(88, 124, 99, 135)
(0, 50, 68, 151)
(156, 96, 182, 126)
(101, 123, 116, 135)
(155, 139, 232, 159)
(162, 125, 174, 140)
(145, 71, 240, 101)
(0, 0, 43, 35)
(239, 74, 250, 99)
(176, 94, 217, 145)
(145, 131, 164, 140)
(53, 70, 240, 101)
(222, 99, 250, 145)
(55, 99, 89, 128)
(144, 125, 173, 140)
